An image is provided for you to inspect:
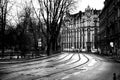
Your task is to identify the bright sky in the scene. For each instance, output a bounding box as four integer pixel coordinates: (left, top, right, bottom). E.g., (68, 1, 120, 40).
(13, 0, 105, 12)
(12, 0, 105, 15)
(9, 0, 105, 25)
(78, 0, 105, 12)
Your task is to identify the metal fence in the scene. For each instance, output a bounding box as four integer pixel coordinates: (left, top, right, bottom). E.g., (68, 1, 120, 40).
(0, 50, 45, 59)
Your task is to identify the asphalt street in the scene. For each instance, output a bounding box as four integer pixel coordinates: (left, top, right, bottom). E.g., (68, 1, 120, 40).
(0, 52, 120, 80)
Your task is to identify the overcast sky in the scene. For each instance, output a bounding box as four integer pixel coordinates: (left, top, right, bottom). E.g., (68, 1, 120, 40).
(76, 0, 105, 12)
(12, 0, 105, 14)
(14, 0, 105, 11)
(9, 0, 105, 25)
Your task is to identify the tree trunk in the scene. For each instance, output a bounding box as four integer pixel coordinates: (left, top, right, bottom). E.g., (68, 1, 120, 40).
(1, 7, 5, 58)
(46, 42, 50, 56)
(1, 33, 5, 58)
(46, 37, 51, 56)
(51, 35, 58, 52)
(33, 33, 38, 51)
(52, 36, 55, 51)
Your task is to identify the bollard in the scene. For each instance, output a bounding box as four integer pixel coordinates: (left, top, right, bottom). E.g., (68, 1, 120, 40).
(113, 73, 116, 80)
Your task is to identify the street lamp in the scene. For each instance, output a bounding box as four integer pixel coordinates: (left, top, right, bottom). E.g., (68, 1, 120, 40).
(87, 26, 91, 52)
(86, 18, 91, 52)
(94, 18, 98, 49)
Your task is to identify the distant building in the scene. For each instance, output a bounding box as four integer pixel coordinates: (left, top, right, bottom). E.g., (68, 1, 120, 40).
(98, 0, 120, 55)
(61, 6, 101, 52)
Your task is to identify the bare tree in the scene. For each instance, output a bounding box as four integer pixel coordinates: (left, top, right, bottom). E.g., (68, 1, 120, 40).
(0, 0, 16, 58)
(18, 2, 42, 51)
(0, 0, 9, 58)
(31, 0, 76, 56)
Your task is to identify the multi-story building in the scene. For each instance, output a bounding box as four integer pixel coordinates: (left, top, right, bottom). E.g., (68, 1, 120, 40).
(61, 6, 101, 52)
(98, 0, 120, 55)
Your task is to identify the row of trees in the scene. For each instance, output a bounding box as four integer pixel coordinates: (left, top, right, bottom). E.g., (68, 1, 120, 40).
(31, 0, 76, 55)
(0, 0, 76, 58)
(0, 0, 9, 57)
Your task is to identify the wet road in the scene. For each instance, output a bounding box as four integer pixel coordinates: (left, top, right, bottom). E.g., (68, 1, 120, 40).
(0, 52, 120, 80)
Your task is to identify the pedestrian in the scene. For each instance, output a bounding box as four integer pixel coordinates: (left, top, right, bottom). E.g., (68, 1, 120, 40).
(98, 48, 101, 54)
(113, 73, 116, 80)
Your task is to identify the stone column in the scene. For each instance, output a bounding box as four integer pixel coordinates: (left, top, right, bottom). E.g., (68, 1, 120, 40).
(80, 28, 82, 50)
(83, 28, 85, 49)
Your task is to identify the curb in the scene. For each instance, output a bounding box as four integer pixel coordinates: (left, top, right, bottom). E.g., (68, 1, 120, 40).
(0, 52, 63, 64)
(105, 56, 120, 63)
(89, 53, 120, 63)
(114, 59, 120, 63)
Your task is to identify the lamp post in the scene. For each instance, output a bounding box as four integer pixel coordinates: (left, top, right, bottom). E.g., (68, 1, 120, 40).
(86, 18, 91, 52)
(87, 27, 91, 52)
(94, 18, 98, 49)
(79, 28, 82, 51)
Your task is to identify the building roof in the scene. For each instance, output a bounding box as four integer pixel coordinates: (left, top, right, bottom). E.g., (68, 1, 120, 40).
(68, 5, 101, 18)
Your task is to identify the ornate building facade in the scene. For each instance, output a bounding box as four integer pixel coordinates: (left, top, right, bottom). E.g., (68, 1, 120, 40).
(61, 6, 101, 52)
(98, 0, 120, 55)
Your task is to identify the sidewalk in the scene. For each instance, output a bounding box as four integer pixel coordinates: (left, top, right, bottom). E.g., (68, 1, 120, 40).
(0, 53, 62, 64)
(94, 52, 120, 63)
(105, 55, 120, 63)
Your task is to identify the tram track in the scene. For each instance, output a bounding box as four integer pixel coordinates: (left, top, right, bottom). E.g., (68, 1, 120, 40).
(51, 53, 76, 66)
(53, 53, 70, 61)
(32, 53, 89, 80)
(0, 53, 90, 80)
(66, 52, 81, 65)
(0, 53, 74, 74)
(0, 52, 70, 70)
